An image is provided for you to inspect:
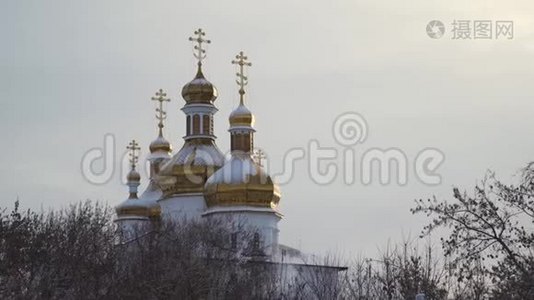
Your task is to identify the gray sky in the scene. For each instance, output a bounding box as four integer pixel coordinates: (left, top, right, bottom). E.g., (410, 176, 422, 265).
(2, 0, 534, 256)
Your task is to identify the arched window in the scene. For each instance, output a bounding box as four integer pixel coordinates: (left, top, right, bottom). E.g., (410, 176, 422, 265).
(186, 115, 191, 135)
(238, 133, 245, 151)
(192, 114, 200, 135)
(202, 115, 210, 135)
(231, 132, 254, 153)
(245, 134, 252, 153)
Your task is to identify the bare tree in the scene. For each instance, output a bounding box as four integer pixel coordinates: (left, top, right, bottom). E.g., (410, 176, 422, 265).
(0, 200, 116, 299)
(0, 200, 348, 299)
(412, 168, 534, 299)
(341, 239, 448, 300)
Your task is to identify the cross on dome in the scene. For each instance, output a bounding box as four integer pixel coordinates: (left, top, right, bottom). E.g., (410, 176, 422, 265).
(231, 51, 252, 104)
(151, 89, 170, 136)
(188, 28, 211, 66)
(126, 139, 141, 169)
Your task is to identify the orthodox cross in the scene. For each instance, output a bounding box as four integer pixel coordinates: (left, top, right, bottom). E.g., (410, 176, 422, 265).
(151, 89, 170, 136)
(188, 28, 210, 66)
(253, 148, 266, 166)
(231, 51, 252, 104)
(126, 140, 141, 169)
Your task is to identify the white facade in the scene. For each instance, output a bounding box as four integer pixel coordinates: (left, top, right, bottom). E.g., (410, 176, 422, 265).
(203, 206, 282, 256)
(158, 193, 207, 221)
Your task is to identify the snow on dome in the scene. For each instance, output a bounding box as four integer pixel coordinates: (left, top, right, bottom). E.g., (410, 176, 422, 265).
(206, 154, 264, 185)
(160, 141, 225, 172)
(229, 104, 255, 128)
(149, 135, 172, 154)
(203, 154, 281, 208)
(115, 180, 161, 219)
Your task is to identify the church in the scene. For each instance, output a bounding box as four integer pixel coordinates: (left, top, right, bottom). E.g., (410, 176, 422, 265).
(111, 31, 351, 284)
(114, 29, 286, 259)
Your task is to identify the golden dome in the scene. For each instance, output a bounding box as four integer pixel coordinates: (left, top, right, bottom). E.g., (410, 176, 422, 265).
(126, 169, 141, 182)
(115, 196, 161, 219)
(157, 139, 225, 196)
(117, 139, 161, 219)
(181, 66, 218, 104)
(229, 104, 255, 128)
(149, 135, 172, 153)
(203, 154, 280, 208)
(150, 89, 172, 154)
(117, 174, 161, 219)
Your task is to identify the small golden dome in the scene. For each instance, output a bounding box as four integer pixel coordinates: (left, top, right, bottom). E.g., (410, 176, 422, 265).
(229, 104, 255, 128)
(115, 197, 161, 219)
(203, 155, 280, 208)
(126, 169, 141, 182)
(149, 135, 172, 153)
(181, 66, 218, 104)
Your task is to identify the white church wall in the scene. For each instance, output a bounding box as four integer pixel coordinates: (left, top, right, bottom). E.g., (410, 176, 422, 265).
(114, 217, 152, 242)
(202, 207, 281, 256)
(158, 193, 207, 221)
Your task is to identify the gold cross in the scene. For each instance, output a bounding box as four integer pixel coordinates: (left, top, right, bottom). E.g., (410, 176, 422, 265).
(253, 148, 266, 166)
(231, 51, 252, 104)
(151, 89, 170, 136)
(188, 28, 211, 65)
(126, 140, 141, 169)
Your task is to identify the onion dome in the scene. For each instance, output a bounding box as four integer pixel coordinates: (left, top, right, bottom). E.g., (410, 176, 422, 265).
(156, 29, 225, 197)
(182, 29, 217, 105)
(229, 103, 255, 128)
(126, 168, 141, 182)
(204, 50, 281, 208)
(228, 51, 256, 154)
(158, 139, 225, 195)
(115, 194, 161, 219)
(181, 66, 218, 104)
(162, 139, 225, 168)
(116, 140, 161, 219)
(149, 89, 173, 155)
(203, 154, 280, 208)
(149, 134, 172, 154)
(148, 89, 172, 181)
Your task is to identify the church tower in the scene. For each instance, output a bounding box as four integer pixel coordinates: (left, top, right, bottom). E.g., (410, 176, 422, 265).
(203, 52, 282, 257)
(115, 139, 162, 237)
(129, 89, 173, 224)
(158, 29, 225, 219)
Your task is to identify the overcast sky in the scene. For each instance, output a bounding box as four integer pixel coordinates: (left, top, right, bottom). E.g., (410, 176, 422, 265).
(2, 0, 534, 257)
